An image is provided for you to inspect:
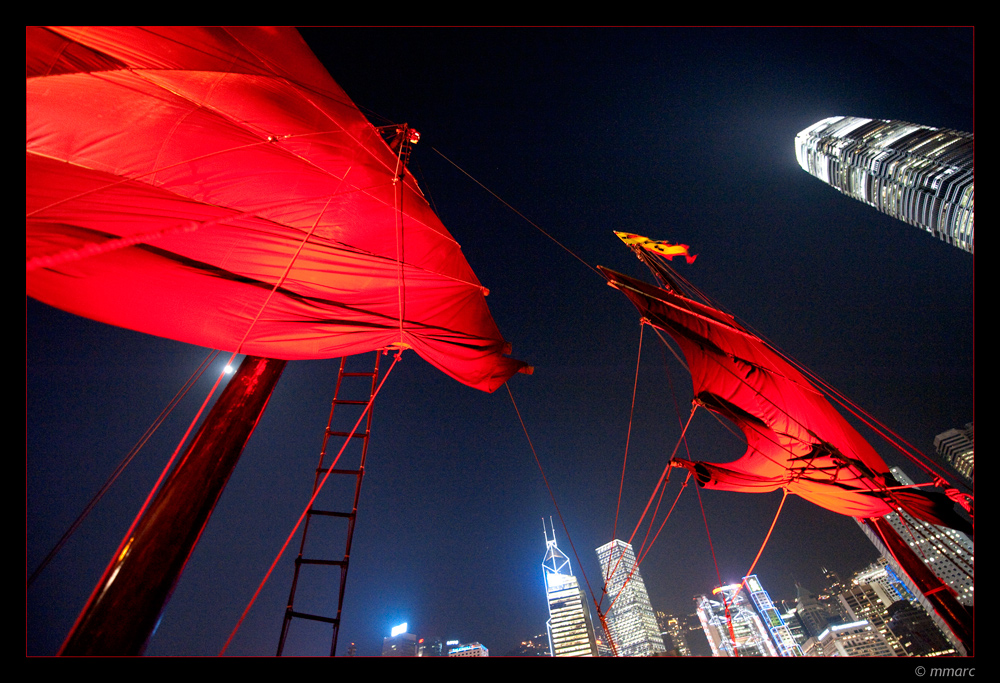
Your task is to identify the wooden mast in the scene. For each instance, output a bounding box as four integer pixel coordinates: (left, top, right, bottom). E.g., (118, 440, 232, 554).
(60, 355, 287, 655)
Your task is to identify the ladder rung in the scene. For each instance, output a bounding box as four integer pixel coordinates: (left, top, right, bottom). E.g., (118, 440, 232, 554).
(297, 558, 347, 567)
(326, 430, 368, 438)
(277, 353, 379, 657)
(286, 610, 339, 625)
(316, 467, 362, 476)
(308, 509, 354, 519)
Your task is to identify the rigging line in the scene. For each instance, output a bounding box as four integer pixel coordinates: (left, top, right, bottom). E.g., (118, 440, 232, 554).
(26, 220, 200, 273)
(605, 406, 697, 614)
(431, 147, 602, 277)
(221, 350, 401, 656)
(631, 323, 698, 566)
(392, 133, 406, 342)
(613, 322, 644, 543)
(62, 349, 240, 652)
(126, 58, 407, 184)
(637, 471, 693, 568)
(659, 329, 699, 467)
(504, 382, 602, 624)
(625, 405, 696, 549)
(634, 436, 683, 570)
(650, 325, 689, 374)
(729, 489, 790, 605)
(608, 472, 690, 614)
(657, 256, 956, 490)
(234, 196, 334, 355)
(695, 482, 724, 603)
(786, 358, 957, 486)
(608, 472, 691, 617)
(695, 480, 739, 656)
(26, 179, 360, 274)
(635, 460, 672, 566)
(27, 348, 220, 588)
(642, 299, 885, 491)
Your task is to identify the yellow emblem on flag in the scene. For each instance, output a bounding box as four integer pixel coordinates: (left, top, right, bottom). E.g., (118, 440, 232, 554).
(614, 231, 697, 264)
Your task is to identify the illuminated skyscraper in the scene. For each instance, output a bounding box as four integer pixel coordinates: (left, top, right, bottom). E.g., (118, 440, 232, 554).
(696, 583, 778, 657)
(876, 467, 973, 606)
(795, 116, 973, 253)
(855, 466, 973, 655)
(381, 623, 417, 656)
(802, 620, 897, 657)
(656, 611, 692, 656)
(934, 423, 974, 485)
(542, 521, 598, 657)
(596, 539, 665, 656)
(745, 575, 802, 656)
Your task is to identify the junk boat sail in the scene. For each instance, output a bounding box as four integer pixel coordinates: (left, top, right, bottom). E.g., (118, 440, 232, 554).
(27, 26, 529, 654)
(599, 231, 973, 653)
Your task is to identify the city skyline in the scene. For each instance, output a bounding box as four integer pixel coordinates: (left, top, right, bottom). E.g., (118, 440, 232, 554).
(28, 28, 973, 657)
(355, 548, 958, 657)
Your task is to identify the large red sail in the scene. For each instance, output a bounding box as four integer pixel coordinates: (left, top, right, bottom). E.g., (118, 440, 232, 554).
(598, 265, 966, 530)
(26, 27, 527, 392)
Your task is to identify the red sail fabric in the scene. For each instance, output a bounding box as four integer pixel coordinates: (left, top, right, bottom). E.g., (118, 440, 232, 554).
(598, 266, 962, 528)
(26, 27, 527, 392)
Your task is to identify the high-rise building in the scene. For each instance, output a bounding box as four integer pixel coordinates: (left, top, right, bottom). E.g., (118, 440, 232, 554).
(382, 623, 417, 656)
(745, 575, 803, 656)
(793, 583, 841, 640)
(837, 581, 907, 655)
(877, 467, 973, 606)
(542, 521, 598, 657)
(795, 116, 973, 253)
(848, 561, 956, 656)
(504, 633, 550, 657)
(802, 620, 897, 657)
(934, 423, 974, 485)
(853, 559, 917, 605)
(656, 611, 692, 656)
(596, 539, 665, 656)
(856, 466, 973, 655)
(695, 583, 779, 657)
(886, 600, 957, 657)
(448, 642, 489, 657)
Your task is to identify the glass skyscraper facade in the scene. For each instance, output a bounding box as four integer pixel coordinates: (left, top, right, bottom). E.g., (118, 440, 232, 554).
(596, 539, 665, 657)
(934, 423, 974, 485)
(745, 575, 802, 656)
(877, 467, 974, 607)
(542, 522, 598, 657)
(795, 116, 973, 253)
(696, 583, 779, 657)
(855, 467, 973, 655)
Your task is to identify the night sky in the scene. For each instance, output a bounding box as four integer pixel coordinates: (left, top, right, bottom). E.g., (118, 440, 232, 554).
(27, 27, 973, 657)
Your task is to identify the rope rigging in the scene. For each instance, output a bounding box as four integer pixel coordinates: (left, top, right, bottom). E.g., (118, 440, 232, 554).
(430, 151, 972, 657)
(220, 350, 402, 655)
(437, 135, 962, 521)
(27, 348, 221, 588)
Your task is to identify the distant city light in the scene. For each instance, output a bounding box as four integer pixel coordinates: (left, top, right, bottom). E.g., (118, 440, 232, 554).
(391, 622, 408, 637)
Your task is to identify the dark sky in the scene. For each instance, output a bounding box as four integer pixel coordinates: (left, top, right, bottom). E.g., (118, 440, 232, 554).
(27, 27, 973, 658)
